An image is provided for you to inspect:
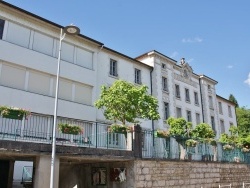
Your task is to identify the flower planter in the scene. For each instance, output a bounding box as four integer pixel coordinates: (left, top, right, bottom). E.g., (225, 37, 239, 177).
(154, 130, 170, 138)
(186, 139, 198, 147)
(108, 125, 130, 134)
(0, 106, 30, 120)
(2, 109, 24, 120)
(58, 123, 83, 135)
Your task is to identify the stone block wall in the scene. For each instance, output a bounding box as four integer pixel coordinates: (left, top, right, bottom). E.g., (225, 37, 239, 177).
(134, 160, 250, 188)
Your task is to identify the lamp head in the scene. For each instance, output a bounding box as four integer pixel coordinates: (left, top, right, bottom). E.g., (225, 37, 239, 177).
(63, 25, 80, 35)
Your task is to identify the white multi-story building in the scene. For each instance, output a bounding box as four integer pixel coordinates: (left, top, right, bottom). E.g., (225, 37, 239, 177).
(136, 51, 236, 136)
(0, 2, 236, 135)
(0, 1, 237, 187)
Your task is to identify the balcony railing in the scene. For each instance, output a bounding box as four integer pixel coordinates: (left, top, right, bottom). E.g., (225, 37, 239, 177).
(1, 113, 250, 164)
(0, 113, 131, 150)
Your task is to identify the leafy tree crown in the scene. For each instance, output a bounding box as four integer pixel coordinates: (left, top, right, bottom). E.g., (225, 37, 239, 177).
(95, 80, 160, 124)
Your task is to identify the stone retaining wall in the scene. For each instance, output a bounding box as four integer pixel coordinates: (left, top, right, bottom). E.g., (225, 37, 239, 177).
(134, 160, 250, 188)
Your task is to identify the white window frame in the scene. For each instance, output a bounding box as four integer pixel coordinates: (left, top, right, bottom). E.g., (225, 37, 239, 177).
(134, 68, 141, 84)
(109, 59, 118, 77)
(218, 102, 223, 114)
(162, 77, 168, 92)
(195, 113, 200, 125)
(164, 102, 169, 120)
(209, 96, 213, 109)
(176, 107, 182, 118)
(185, 88, 190, 102)
(175, 84, 180, 99)
(194, 92, 199, 105)
(186, 110, 192, 122)
(220, 119, 225, 133)
(228, 105, 232, 117)
(0, 19, 5, 39)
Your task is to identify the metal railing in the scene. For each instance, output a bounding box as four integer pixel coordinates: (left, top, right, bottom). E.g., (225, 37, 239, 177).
(1, 113, 250, 164)
(0, 113, 130, 150)
(141, 129, 250, 164)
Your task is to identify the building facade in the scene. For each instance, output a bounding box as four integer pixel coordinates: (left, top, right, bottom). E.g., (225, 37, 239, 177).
(0, 1, 237, 187)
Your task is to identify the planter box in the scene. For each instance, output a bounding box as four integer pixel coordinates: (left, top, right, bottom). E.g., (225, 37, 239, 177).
(154, 131, 169, 138)
(61, 130, 80, 135)
(2, 109, 24, 120)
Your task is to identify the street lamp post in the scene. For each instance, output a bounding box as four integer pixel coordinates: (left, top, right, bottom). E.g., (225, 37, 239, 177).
(50, 25, 80, 188)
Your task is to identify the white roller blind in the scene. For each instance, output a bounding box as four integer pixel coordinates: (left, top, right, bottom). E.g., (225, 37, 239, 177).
(28, 71, 50, 95)
(61, 42, 74, 63)
(58, 79, 72, 101)
(33, 32, 53, 56)
(75, 83, 92, 105)
(0, 64, 25, 89)
(76, 48, 93, 69)
(6, 22, 30, 48)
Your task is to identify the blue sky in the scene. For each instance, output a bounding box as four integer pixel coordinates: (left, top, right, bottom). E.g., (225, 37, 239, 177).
(4, 0, 250, 107)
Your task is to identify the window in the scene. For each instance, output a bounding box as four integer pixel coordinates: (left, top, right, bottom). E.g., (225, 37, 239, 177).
(164, 102, 169, 120)
(209, 96, 213, 109)
(6, 22, 30, 48)
(194, 92, 199, 105)
(28, 71, 51, 95)
(162, 77, 168, 92)
(161, 63, 166, 69)
(211, 116, 216, 133)
(220, 120, 225, 133)
(228, 105, 232, 117)
(185, 88, 190, 102)
(208, 84, 211, 91)
(175, 84, 180, 99)
(230, 122, 234, 127)
(109, 59, 118, 77)
(0, 64, 25, 90)
(196, 113, 200, 125)
(176, 107, 182, 118)
(0, 19, 5, 39)
(218, 102, 223, 114)
(186, 110, 192, 122)
(134, 68, 141, 84)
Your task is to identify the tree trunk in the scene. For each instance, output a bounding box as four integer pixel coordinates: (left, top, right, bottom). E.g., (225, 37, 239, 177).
(213, 146, 217, 161)
(179, 144, 187, 160)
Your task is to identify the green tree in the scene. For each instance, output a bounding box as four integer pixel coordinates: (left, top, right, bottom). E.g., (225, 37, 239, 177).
(167, 117, 193, 159)
(95, 80, 160, 125)
(219, 126, 239, 145)
(229, 94, 239, 108)
(192, 123, 215, 141)
(236, 106, 250, 137)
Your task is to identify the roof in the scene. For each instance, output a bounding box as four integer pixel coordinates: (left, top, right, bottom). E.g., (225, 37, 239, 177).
(1, 1, 104, 46)
(199, 74, 218, 84)
(135, 50, 177, 63)
(103, 46, 152, 69)
(216, 95, 236, 106)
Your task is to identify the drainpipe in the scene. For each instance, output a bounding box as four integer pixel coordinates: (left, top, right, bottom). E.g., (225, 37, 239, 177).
(199, 78, 205, 123)
(150, 67, 155, 146)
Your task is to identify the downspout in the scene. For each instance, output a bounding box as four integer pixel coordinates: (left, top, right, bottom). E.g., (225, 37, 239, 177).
(150, 67, 155, 146)
(199, 78, 205, 123)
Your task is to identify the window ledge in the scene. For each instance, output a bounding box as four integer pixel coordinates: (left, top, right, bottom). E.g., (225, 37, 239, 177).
(109, 74, 119, 79)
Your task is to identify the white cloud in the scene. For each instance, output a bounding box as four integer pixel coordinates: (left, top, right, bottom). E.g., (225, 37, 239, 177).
(182, 37, 203, 43)
(227, 65, 233, 69)
(170, 51, 178, 58)
(244, 73, 250, 86)
(187, 58, 194, 63)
